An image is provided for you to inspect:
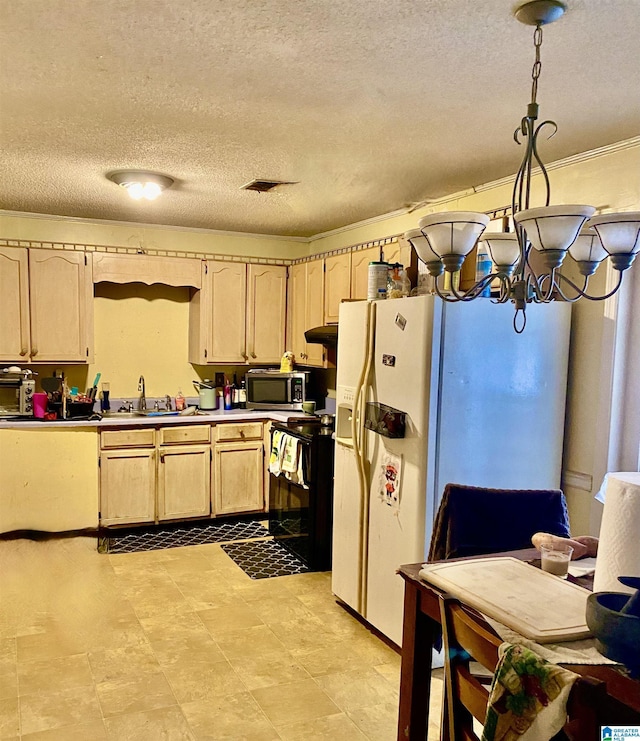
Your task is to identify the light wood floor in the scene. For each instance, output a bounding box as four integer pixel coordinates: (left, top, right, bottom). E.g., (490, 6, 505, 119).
(0, 536, 443, 740)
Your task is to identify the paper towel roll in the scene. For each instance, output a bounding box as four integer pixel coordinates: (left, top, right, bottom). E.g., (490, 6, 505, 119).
(593, 472, 640, 595)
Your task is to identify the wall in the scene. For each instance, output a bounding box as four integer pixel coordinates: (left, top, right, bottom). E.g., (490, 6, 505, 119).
(0, 212, 307, 261)
(308, 140, 640, 535)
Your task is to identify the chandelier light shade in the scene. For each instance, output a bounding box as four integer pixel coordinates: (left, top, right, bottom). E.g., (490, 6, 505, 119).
(107, 170, 174, 201)
(404, 0, 639, 332)
(417, 212, 490, 273)
(404, 228, 442, 269)
(568, 228, 609, 276)
(479, 233, 520, 274)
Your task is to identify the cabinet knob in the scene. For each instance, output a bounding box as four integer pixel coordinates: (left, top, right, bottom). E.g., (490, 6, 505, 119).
(31, 347, 38, 356)
(20, 348, 28, 356)
(251, 352, 257, 359)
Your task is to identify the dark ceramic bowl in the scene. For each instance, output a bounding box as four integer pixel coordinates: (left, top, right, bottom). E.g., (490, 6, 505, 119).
(586, 592, 640, 676)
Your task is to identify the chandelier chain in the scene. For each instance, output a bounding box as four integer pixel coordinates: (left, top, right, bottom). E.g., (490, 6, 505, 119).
(531, 25, 543, 105)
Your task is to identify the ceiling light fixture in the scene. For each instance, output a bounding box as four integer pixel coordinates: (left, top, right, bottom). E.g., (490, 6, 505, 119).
(107, 170, 174, 201)
(405, 0, 640, 332)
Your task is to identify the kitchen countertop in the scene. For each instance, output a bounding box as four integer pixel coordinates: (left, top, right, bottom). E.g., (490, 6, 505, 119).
(0, 408, 310, 430)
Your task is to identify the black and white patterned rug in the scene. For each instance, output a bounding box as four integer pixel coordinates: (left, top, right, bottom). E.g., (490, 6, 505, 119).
(221, 539, 310, 579)
(100, 519, 270, 554)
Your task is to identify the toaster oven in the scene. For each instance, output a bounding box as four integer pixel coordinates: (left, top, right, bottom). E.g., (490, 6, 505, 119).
(245, 369, 308, 411)
(0, 368, 36, 417)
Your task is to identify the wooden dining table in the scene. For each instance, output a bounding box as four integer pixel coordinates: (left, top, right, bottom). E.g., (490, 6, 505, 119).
(397, 548, 640, 741)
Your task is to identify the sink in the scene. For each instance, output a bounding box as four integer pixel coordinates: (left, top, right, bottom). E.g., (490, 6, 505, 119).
(105, 410, 179, 418)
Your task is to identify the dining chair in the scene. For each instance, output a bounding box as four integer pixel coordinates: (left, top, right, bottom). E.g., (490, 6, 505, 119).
(427, 482, 571, 562)
(439, 595, 606, 741)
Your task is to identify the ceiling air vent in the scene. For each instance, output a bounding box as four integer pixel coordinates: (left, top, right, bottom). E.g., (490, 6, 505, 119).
(241, 179, 297, 193)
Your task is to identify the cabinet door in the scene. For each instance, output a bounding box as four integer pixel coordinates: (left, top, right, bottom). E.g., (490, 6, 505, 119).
(158, 445, 211, 521)
(209, 261, 247, 363)
(28, 250, 92, 362)
(213, 442, 265, 516)
(0, 247, 30, 362)
(287, 263, 307, 363)
(188, 261, 210, 364)
(384, 241, 411, 269)
(304, 259, 325, 367)
(100, 448, 156, 525)
(324, 252, 351, 324)
(247, 264, 286, 364)
(350, 245, 381, 300)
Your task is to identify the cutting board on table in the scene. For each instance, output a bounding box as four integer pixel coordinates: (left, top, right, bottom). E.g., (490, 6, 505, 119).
(419, 557, 591, 643)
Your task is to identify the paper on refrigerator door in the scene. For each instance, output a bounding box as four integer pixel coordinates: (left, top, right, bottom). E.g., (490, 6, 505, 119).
(379, 452, 402, 512)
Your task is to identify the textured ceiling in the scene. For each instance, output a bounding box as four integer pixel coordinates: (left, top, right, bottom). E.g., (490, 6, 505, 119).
(1, 0, 639, 238)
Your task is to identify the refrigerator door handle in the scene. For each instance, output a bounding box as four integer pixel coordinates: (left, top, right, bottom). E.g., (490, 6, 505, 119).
(351, 301, 376, 615)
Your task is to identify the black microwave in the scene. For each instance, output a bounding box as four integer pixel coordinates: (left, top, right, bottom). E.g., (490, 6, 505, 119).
(245, 369, 308, 411)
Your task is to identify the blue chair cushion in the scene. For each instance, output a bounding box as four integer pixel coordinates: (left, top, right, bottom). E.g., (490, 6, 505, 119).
(427, 483, 570, 562)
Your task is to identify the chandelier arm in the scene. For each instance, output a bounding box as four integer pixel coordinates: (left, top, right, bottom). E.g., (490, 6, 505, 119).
(531, 120, 557, 207)
(555, 269, 625, 301)
(433, 277, 467, 303)
(449, 273, 496, 301)
(513, 307, 527, 334)
(432, 272, 498, 303)
(496, 275, 514, 303)
(536, 270, 557, 302)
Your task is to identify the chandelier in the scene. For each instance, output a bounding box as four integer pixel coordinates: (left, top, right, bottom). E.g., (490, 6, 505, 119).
(404, 0, 640, 332)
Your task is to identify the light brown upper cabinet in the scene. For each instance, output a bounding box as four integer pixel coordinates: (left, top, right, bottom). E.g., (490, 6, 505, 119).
(0, 247, 30, 363)
(246, 264, 287, 364)
(0, 247, 93, 363)
(349, 242, 412, 302)
(383, 241, 412, 273)
(189, 260, 286, 364)
(350, 245, 381, 301)
(324, 252, 351, 324)
(287, 259, 327, 367)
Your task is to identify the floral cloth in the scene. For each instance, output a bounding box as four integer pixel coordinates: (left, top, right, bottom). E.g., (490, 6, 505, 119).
(481, 643, 577, 741)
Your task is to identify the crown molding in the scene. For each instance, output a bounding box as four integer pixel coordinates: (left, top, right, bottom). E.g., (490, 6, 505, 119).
(308, 207, 410, 243)
(472, 136, 640, 196)
(309, 136, 640, 241)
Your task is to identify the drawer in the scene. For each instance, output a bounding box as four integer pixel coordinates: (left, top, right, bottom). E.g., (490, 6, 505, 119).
(101, 428, 155, 449)
(214, 422, 263, 442)
(159, 424, 211, 445)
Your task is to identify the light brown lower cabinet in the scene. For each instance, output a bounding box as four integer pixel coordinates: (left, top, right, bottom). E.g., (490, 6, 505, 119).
(158, 445, 211, 521)
(213, 441, 265, 516)
(100, 422, 266, 526)
(100, 448, 156, 526)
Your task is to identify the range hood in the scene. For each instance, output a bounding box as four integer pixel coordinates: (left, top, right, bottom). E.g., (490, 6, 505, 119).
(304, 325, 338, 345)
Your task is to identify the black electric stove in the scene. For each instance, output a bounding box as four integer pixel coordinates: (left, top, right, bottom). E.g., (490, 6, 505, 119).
(268, 418, 335, 571)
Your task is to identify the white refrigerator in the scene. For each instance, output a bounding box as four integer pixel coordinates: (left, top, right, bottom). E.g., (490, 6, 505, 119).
(332, 295, 571, 646)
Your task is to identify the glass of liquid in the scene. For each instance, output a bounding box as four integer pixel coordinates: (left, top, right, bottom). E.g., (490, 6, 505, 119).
(539, 542, 574, 579)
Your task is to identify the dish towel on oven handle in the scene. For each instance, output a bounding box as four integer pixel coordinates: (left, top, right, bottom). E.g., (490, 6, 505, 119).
(481, 643, 577, 741)
(269, 430, 286, 476)
(270, 432, 308, 488)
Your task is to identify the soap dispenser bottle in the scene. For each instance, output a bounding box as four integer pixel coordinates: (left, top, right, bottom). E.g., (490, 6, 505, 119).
(175, 390, 185, 411)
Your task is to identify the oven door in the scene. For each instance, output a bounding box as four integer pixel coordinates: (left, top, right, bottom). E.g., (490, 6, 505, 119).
(268, 430, 312, 565)
(0, 384, 21, 417)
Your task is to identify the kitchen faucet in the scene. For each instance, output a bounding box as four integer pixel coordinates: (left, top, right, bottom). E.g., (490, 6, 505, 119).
(137, 376, 146, 411)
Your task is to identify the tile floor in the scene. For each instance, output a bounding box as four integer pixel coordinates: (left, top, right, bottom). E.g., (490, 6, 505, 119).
(0, 536, 443, 740)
